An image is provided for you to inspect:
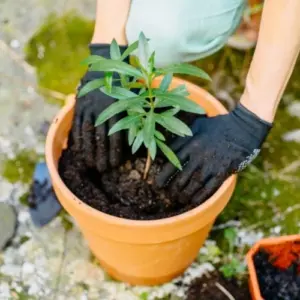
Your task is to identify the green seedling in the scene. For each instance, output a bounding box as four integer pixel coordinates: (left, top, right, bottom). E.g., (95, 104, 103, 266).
(219, 228, 246, 280)
(79, 32, 210, 179)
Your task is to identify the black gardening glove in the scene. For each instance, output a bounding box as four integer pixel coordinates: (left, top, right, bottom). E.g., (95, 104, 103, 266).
(72, 44, 128, 172)
(155, 103, 272, 205)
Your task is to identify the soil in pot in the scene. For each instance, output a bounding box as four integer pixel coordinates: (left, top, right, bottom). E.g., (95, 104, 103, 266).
(58, 112, 209, 220)
(59, 146, 206, 220)
(254, 241, 300, 300)
(185, 271, 251, 300)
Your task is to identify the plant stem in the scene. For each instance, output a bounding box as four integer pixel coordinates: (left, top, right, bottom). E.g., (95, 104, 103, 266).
(143, 150, 152, 180)
(142, 74, 154, 180)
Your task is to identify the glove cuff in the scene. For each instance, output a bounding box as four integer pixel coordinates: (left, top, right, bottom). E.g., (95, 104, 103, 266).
(89, 43, 129, 61)
(236, 103, 273, 127)
(232, 103, 272, 148)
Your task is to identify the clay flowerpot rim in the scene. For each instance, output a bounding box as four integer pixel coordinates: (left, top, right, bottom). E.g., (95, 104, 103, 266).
(246, 234, 300, 300)
(46, 77, 236, 228)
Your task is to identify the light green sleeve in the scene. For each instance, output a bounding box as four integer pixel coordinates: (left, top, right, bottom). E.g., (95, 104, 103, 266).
(126, 0, 246, 67)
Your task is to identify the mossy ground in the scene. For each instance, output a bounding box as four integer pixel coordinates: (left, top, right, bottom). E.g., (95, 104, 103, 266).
(23, 13, 300, 235)
(2, 150, 40, 184)
(25, 12, 94, 105)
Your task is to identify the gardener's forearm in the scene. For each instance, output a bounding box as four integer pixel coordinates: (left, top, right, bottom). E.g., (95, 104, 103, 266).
(91, 0, 131, 45)
(240, 0, 300, 123)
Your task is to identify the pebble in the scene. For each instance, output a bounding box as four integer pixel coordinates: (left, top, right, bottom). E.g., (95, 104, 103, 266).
(282, 129, 300, 143)
(134, 159, 146, 174)
(125, 160, 132, 170)
(0, 203, 17, 250)
(128, 170, 141, 180)
(22, 262, 35, 275)
(287, 101, 300, 118)
(10, 39, 20, 49)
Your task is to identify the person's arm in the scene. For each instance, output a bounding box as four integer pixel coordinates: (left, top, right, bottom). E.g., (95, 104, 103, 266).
(91, 0, 131, 45)
(241, 0, 300, 123)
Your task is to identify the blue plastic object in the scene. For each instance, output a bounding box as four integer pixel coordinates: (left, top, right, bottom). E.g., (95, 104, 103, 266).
(29, 162, 61, 227)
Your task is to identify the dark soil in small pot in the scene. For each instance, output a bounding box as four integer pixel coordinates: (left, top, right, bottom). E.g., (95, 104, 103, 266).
(254, 241, 300, 300)
(186, 271, 250, 300)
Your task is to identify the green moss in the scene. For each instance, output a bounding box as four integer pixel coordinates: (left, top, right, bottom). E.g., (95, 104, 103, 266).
(59, 209, 73, 231)
(10, 289, 36, 300)
(78, 282, 89, 291)
(19, 236, 30, 245)
(19, 191, 30, 206)
(2, 150, 39, 184)
(25, 12, 94, 105)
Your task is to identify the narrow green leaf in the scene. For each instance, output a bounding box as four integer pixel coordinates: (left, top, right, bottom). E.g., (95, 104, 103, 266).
(81, 55, 105, 65)
(148, 51, 155, 72)
(128, 106, 145, 114)
(101, 86, 138, 99)
(127, 96, 147, 109)
(155, 115, 192, 137)
(128, 124, 138, 145)
(110, 39, 121, 60)
(139, 88, 146, 95)
(120, 74, 129, 88)
(130, 55, 140, 68)
(132, 130, 144, 153)
(159, 73, 173, 92)
(156, 140, 182, 170)
(108, 115, 141, 135)
(121, 40, 139, 60)
(105, 72, 113, 93)
(77, 78, 105, 97)
(143, 110, 155, 147)
(95, 96, 145, 126)
(127, 82, 145, 89)
(138, 32, 150, 70)
(158, 63, 211, 81)
(170, 84, 189, 96)
(149, 139, 157, 160)
(153, 96, 161, 106)
(154, 130, 166, 141)
(161, 106, 180, 116)
(154, 91, 205, 114)
(90, 60, 143, 78)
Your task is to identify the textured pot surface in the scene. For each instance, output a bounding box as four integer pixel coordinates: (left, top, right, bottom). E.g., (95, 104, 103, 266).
(246, 234, 300, 300)
(46, 77, 237, 285)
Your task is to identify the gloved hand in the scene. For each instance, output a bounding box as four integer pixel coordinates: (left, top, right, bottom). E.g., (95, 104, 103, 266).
(72, 44, 128, 172)
(155, 103, 272, 205)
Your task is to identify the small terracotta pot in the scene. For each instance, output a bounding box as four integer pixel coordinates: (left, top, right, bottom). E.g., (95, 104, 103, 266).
(246, 234, 300, 300)
(46, 77, 237, 285)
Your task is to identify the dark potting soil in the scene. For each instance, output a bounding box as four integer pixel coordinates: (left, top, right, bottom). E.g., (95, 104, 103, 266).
(59, 145, 204, 221)
(58, 112, 206, 220)
(59, 151, 203, 220)
(186, 271, 251, 300)
(254, 244, 300, 300)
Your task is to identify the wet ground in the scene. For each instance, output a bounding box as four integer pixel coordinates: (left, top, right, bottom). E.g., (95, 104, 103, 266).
(0, 1, 300, 299)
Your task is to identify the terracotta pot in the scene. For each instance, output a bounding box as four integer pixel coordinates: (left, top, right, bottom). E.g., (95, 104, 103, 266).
(46, 77, 237, 285)
(246, 234, 300, 300)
